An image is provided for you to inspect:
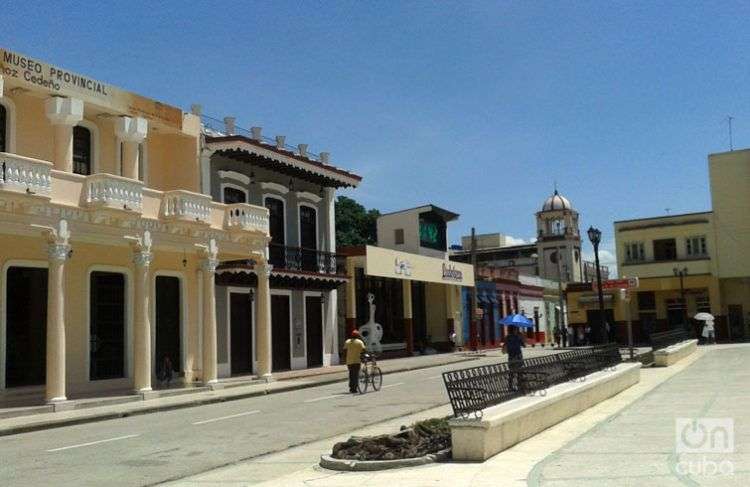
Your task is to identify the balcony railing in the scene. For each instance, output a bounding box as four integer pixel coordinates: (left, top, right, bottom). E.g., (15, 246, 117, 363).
(84, 173, 144, 211)
(0, 151, 270, 237)
(269, 243, 346, 276)
(160, 190, 212, 223)
(0, 152, 52, 197)
(224, 203, 269, 234)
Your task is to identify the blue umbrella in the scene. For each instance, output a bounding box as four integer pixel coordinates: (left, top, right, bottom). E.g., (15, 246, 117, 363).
(499, 313, 535, 328)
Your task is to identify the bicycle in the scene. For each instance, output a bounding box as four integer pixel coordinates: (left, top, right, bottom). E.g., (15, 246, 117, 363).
(358, 352, 382, 393)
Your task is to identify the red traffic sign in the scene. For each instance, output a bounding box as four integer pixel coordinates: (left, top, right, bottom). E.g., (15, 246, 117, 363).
(595, 277, 639, 290)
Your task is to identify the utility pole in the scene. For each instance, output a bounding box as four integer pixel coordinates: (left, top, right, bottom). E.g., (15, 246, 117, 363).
(728, 116, 734, 151)
(470, 227, 478, 351)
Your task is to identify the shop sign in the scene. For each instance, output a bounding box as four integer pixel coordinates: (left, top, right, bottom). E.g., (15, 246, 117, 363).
(0, 48, 183, 130)
(442, 263, 463, 282)
(595, 277, 639, 291)
(394, 258, 412, 277)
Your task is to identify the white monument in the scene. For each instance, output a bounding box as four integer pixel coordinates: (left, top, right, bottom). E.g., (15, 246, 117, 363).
(359, 293, 383, 353)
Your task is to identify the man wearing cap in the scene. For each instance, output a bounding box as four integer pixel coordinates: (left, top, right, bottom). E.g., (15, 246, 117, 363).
(343, 330, 367, 393)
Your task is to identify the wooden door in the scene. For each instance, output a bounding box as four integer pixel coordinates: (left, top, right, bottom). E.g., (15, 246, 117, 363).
(265, 197, 285, 267)
(271, 295, 291, 371)
(90, 272, 126, 380)
(5, 267, 47, 387)
(305, 296, 323, 367)
(230, 292, 253, 374)
(299, 205, 317, 271)
(155, 276, 181, 374)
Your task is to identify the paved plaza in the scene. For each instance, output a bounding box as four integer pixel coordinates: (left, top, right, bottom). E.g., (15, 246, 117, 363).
(164, 345, 749, 486)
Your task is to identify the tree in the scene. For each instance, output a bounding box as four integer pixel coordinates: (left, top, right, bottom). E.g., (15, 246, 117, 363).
(335, 196, 380, 247)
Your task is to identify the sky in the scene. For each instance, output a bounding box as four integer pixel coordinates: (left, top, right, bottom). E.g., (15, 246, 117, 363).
(4, 1, 750, 275)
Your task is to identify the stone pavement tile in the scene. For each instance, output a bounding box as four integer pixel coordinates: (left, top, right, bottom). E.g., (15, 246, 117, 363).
(694, 472, 750, 486)
(541, 452, 673, 479)
(539, 476, 685, 487)
(564, 434, 673, 454)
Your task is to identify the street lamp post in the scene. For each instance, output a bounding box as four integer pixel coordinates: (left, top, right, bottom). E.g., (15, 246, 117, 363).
(673, 267, 689, 331)
(587, 226, 607, 344)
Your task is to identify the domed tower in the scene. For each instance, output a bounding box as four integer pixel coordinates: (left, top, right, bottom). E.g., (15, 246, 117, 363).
(536, 189, 582, 283)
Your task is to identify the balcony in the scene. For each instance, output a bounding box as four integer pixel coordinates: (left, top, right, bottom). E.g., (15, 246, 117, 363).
(269, 243, 345, 276)
(83, 173, 144, 212)
(224, 203, 269, 234)
(0, 151, 270, 238)
(160, 190, 212, 224)
(0, 152, 52, 197)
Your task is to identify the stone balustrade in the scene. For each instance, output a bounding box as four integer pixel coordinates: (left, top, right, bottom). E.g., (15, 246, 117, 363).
(161, 190, 213, 223)
(0, 152, 53, 197)
(224, 203, 270, 235)
(1, 152, 269, 239)
(83, 173, 144, 211)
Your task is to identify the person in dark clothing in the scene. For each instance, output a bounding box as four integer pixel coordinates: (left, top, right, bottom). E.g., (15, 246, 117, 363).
(503, 326, 526, 390)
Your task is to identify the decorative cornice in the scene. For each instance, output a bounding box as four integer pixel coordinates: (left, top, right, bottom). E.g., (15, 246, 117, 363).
(48, 243, 70, 262)
(34, 219, 71, 262)
(197, 238, 219, 273)
(260, 181, 289, 194)
(296, 191, 322, 204)
(218, 170, 251, 185)
(125, 230, 153, 267)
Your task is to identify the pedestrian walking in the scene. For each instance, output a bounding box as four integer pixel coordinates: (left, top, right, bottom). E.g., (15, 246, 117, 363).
(503, 326, 526, 390)
(702, 319, 715, 344)
(584, 325, 592, 345)
(343, 329, 366, 393)
(554, 327, 562, 347)
(159, 355, 174, 386)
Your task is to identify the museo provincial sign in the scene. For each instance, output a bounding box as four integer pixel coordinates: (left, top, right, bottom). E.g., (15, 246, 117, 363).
(0, 48, 183, 130)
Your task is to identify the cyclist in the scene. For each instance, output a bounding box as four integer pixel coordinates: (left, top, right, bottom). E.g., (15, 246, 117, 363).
(343, 329, 366, 393)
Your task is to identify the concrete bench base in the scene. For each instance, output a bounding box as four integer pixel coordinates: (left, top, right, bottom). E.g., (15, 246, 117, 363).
(653, 339, 698, 367)
(449, 362, 641, 461)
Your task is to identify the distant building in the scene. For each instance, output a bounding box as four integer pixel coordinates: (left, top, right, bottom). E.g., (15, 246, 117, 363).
(451, 190, 608, 283)
(339, 205, 474, 355)
(567, 147, 750, 343)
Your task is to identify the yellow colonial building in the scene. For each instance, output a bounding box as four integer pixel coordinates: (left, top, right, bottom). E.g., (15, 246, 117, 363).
(0, 48, 278, 405)
(567, 148, 750, 343)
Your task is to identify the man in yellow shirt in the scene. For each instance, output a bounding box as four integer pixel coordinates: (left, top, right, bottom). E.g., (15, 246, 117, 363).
(343, 330, 366, 393)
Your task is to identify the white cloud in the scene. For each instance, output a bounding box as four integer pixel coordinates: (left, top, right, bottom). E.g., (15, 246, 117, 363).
(503, 235, 529, 246)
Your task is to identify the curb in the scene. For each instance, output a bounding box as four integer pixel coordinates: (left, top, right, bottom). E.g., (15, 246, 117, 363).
(319, 448, 451, 471)
(0, 356, 478, 437)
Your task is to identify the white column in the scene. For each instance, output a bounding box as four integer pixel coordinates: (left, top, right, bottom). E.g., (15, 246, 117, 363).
(45, 97, 83, 172)
(323, 290, 339, 366)
(255, 262, 273, 380)
(41, 220, 71, 403)
(197, 239, 219, 384)
(200, 148, 213, 196)
(127, 231, 153, 393)
(322, 187, 339, 364)
(115, 116, 148, 180)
